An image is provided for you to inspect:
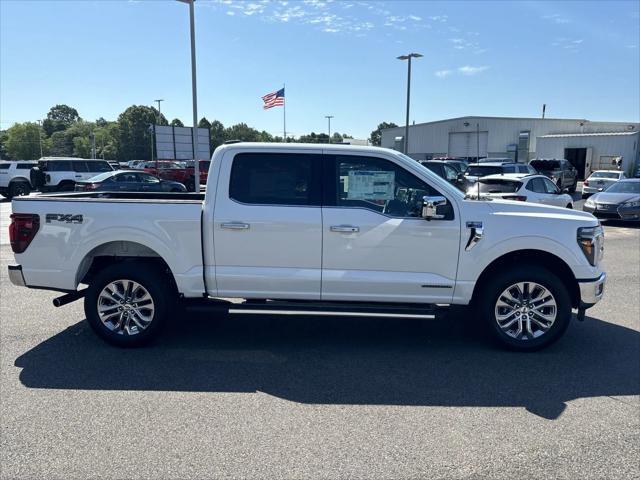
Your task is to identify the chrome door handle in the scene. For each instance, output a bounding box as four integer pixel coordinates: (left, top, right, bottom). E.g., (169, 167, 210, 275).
(221, 222, 250, 230)
(330, 225, 359, 233)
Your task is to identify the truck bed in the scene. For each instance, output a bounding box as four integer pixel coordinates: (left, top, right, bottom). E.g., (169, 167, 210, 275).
(12, 191, 205, 296)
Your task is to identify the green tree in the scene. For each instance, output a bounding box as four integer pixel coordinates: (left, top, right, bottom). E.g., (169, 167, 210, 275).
(42, 104, 80, 136)
(224, 123, 261, 142)
(48, 130, 74, 156)
(117, 105, 158, 161)
(370, 122, 398, 146)
(198, 117, 211, 129)
(210, 120, 225, 151)
(0, 130, 10, 159)
(170, 118, 184, 127)
(5, 122, 42, 160)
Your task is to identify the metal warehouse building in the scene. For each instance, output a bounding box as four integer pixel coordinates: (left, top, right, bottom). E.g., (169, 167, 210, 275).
(381, 116, 640, 179)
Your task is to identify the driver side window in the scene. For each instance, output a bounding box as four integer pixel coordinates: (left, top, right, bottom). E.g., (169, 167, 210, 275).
(334, 155, 444, 218)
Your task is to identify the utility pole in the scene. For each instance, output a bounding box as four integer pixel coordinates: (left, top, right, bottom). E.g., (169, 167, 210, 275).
(325, 115, 334, 144)
(154, 99, 164, 124)
(36, 120, 43, 158)
(177, 0, 200, 192)
(90, 131, 96, 159)
(397, 53, 423, 155)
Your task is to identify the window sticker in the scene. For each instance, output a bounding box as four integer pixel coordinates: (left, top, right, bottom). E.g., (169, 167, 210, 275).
(347, 170, 395, 201)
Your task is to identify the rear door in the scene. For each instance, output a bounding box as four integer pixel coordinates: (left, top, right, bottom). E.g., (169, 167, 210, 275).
(321, 154, 460, 303)
(212, 149, 323, 299)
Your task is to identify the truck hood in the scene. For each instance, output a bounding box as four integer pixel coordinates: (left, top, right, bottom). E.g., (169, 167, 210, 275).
(485, 199, 597, 223)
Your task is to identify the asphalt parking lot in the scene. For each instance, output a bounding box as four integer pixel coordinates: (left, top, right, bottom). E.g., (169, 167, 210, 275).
(1, 192, 639, 479)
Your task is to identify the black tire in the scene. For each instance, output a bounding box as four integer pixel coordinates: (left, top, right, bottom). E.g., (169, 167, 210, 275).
(475, 265, 572, 351)
(57, 181, 75, 192)
(566, 203, 573, 209)
(8, 181, 31, 199)
(84, 261, 176, 347)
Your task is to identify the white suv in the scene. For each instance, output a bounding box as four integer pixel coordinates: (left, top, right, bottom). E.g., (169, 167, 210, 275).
(0, 161, 37, 199)
(30, 157, 113, 192)
(467, 173, 574, 208)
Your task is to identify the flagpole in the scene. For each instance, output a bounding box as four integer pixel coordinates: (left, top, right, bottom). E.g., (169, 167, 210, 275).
(283, 83, 286, 141)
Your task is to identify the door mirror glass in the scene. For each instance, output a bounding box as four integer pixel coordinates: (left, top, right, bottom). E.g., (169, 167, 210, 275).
(422, 196, 447, 220)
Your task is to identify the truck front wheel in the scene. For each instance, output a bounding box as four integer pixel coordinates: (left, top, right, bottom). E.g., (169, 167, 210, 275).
(84, 262, 175, 347)
(476, 266, 572, 351)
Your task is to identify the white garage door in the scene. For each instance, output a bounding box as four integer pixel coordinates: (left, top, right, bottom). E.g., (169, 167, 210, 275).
(448, 132, 488, 158)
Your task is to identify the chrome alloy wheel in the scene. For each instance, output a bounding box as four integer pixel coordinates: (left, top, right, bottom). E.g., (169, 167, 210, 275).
(97, 279, 155, 336)
(494, 282, 557, 340)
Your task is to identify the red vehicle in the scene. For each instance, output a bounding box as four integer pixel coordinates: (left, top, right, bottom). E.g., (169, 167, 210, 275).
(142, 161, 208, 189)
(184, 160, 210, 185)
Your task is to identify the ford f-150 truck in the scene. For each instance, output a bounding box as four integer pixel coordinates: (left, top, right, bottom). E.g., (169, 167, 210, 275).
(8, 143, 606, 350)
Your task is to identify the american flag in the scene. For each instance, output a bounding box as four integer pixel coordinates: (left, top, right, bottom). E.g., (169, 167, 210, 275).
(262, 88, 285, 109)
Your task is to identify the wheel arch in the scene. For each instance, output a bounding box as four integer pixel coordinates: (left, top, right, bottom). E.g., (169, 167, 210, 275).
(471, 249, 580, 308)
(76, 241, 177, 292)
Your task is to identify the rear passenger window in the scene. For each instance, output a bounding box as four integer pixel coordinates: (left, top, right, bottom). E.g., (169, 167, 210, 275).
(229, 153, 321, 206)
(88, 161, 112, 172)
(503, 166, 516, 173)
(0, 164, 9, 170)
(526, 178, 546, 193)
(73, 161, 89, 172)
(16, 163, 34, 169)
(48, 160, 72, 171)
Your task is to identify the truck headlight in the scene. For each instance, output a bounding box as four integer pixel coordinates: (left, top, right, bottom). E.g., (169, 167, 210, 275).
(577, 225, 604, 266)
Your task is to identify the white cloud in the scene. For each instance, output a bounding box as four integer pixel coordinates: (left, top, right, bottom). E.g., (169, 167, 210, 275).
(458, 65, 489, 75)
(542, 13, 571, 24)
(226, 10, 235, 15)
(435, 70, 453, 78)
(428, 15, 448, 22)
(551, 38, 584, 50)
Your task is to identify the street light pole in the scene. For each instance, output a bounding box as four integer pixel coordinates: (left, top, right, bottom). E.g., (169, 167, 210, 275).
(178, 0, 200, 192)
(154, 99, 164, 124)
(325, 115, 334, 144)
(397, 52, 422, 155)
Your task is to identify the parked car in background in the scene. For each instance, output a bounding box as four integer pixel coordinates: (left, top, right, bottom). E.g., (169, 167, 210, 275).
(529, 159, 578, 193)
(583, 179, 640, 221)
(479, 157, 513, 163)
(184, 160, 210, 185)
(420, 160, 467, 190)
(29, 157, 113, 192)
(0, 160, 36, 199)
(582, 170, 626, 198)
(431, 157, 468, 174)
(74, 171, 187, 192)
(128, 160, 146, 169)
(465, 161, 535, 183)
(466, 174, 574, 208)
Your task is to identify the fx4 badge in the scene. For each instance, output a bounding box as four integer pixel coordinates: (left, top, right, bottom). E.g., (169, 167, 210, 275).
(46, 213, 83, 224)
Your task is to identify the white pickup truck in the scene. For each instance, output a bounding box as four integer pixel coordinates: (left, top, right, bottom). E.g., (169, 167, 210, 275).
(8, 143, 606, 350)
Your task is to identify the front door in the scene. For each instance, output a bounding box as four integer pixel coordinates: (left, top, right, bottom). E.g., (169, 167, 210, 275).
(321, 154, 461, 304)
(212, 150, 324, 299)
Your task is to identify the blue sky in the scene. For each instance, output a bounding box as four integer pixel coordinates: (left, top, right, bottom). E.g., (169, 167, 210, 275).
(1, 0, 639, 139)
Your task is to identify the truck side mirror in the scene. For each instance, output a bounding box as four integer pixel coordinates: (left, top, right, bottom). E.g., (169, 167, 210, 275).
(422, 196, 447, 220)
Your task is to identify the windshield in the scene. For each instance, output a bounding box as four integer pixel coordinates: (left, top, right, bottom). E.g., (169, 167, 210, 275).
(466, 165, 503, 176)
(605, 181, 640, 193)
(475, 179, 522, 194)
(590, 171, 620, 179)
(87, 171, 116, 182)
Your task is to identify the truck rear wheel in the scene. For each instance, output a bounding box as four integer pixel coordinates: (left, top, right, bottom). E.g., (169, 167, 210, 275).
(84, 262, 175, 347)
(476, 266, 572, 351)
